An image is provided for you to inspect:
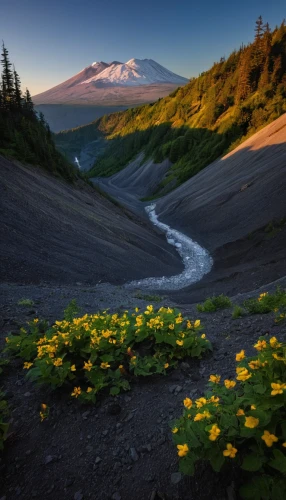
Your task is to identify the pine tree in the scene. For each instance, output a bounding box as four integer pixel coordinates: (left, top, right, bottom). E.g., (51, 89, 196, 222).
(23, 88, 34, 114)
(1, 42, 14, 108)
(255, 16, 264, 42)
(13, 67, 22, 108)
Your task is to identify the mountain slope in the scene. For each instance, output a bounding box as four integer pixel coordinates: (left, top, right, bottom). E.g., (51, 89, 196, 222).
(33, 59, 188, 105)
(71, 19, 286, 189)
(156, 113, 286, 300)
(0, 155, 182, 286)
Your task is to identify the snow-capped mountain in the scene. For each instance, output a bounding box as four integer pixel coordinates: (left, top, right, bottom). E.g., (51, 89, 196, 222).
(33, 58, 189, 105)
(81, 58, 188, 86)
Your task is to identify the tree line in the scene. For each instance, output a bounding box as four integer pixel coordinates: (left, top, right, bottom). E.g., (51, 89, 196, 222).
(0, 42, 85, 182)
(73, 16, 286, 190)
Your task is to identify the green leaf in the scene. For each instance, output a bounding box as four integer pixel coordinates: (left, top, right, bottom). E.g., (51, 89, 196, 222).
(179, 456, 195, 476)
(253, 384, 266, 394)
(241, 454, 264, 471)
(208, 446, 225, 472)
(269, 449, 286, 473)
(109, 386, 120, 396)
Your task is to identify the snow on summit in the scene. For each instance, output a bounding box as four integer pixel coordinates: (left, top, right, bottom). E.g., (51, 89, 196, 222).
(81, 58, 188, 86)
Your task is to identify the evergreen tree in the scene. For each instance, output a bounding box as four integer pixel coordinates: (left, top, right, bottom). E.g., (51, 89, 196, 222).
(23, 88, 34, 114)
(13, 67, 22, 108)
(1, 42, 14, 108)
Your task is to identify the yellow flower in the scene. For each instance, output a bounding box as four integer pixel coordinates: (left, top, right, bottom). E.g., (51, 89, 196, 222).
(201, 334, 206, 339)
(251, 405, 256, 410)
(187, 320, 192, 329)
(244, 416, 259, 428)
(261, 430, 278, 447)
(183, 397, 193, 410)
(271, 382, 285, 396)
(172, 427, 178, 434)
(224, 379, 236, 389)
(248, 360, 261, 370)
(236, 367, 252, 381)
(208, 395, 220, 406)
(209, 374, 221, 384)
(169, 324, 175, 330)
(100, 362, 110, 369)
(272, 353, 284, 361)
(83, 360, 93, 371)
(258, 292, 268, 301)
(176, 340, 184, 346)
(209, 424, 221, 441)
(194, 320, 200, 328)
(269, 337, 281, 348)
(282, 442, 286, 448)
(164, 363, 169, 369)
(194, 410, 211, 421)
(196, 397, 207, 408)
(175, 316, 183, 324)
(131, 356, 137, 364)
(23, 362, 33, 369)
(254, 340, 267, 351)
(236, 350, 245, 361)
(86, 387, 93, 393)
(177, 444, 189, 457)
(71, 387, 81, 398)
(41, 403, 47, 410)
(236, 409, 245, 416)
(53, 358, 63, 367)
(135, 307, 139, 312)
(223, 443, 237, 458)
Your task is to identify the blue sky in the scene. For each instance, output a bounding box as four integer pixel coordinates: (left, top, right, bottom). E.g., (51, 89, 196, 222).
(1, 0, 285, 95)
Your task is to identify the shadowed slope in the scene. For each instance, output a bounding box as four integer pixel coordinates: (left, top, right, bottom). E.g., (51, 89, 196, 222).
(156, 113, 286, 300)
(0, 156, 183, 286)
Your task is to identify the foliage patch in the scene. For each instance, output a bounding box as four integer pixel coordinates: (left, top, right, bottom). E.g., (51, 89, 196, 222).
(6, 303, 211, 403)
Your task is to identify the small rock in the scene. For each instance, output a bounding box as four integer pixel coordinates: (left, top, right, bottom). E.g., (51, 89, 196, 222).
(129, 447, 139, 462)
(174, 385, 182, 394)
(82, 411, 90, 420)
(180, 362, 190, 371)
(169, 385, 177, 394)
(44, 455, 53, 465)
(102, 430, 108, 437)
(65, 477, 75, 487)
(24, 392, 31, 397)
(156, 436, 166, 446)
(124, 412, 134, 422)
(86, 445, 93, 452)
(95, 456, 102, 464)
(74, 491, 83, 500)
(111, 493, 121, 500)
(124, 396, 131, 403)
(25, 450, 31, 456)
(171, 472, 182, 485)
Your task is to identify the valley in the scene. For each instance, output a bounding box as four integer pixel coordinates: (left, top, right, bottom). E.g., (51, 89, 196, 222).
(35, 104, 130, 132)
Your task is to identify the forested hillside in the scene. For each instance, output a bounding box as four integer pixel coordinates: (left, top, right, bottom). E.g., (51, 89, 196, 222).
(57, 18, 286, 191)
(0, 43, 84, 182)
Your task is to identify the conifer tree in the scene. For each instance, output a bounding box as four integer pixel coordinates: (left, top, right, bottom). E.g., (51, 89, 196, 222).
(23, 88, 34, 114)
(13, 67, 22, 108)
(1, 42, 14, 107)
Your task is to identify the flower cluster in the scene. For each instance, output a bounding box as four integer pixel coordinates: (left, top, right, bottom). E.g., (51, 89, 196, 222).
(6, 304, 211, 403)
(172, 336, 286, 497)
